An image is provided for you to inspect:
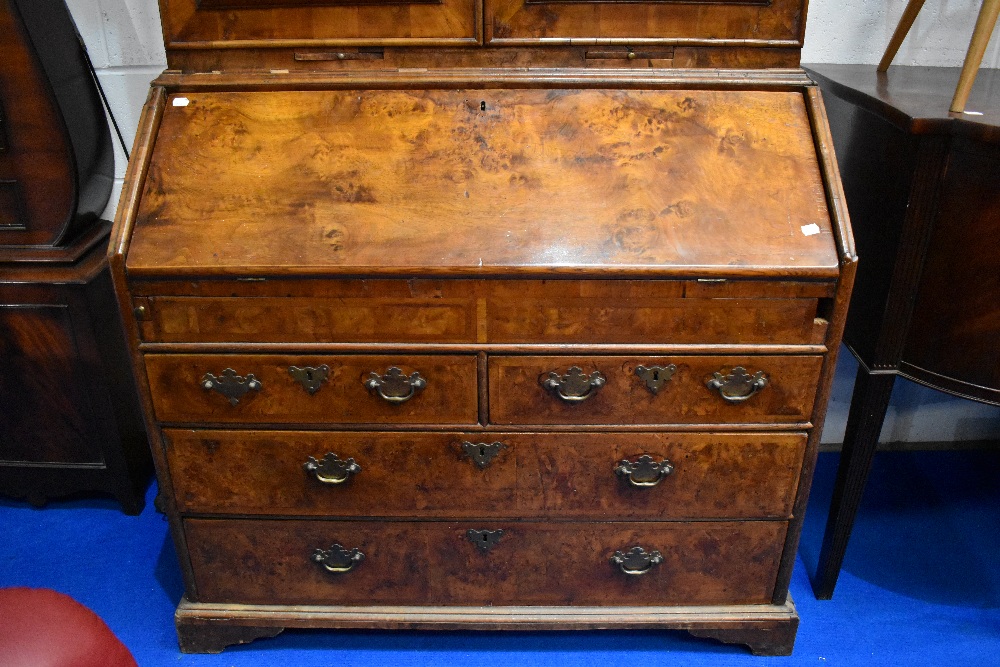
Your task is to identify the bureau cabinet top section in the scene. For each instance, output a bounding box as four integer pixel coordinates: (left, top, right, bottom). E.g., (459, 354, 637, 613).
(126, 88, 839, 278)
(157, 0, 806, 50)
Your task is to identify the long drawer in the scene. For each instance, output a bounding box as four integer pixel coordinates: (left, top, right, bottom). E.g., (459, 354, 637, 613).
(144, 354, 478, 425)
(131, 279, 832, 346)
(165, 430, 807, 519)
(184, 518, 787, 606)
(490, 355, 823, 425)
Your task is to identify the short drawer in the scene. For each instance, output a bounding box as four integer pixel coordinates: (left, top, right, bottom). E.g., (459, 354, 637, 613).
(165, 430, 806, 520)
(184, 518, 787, 606)
(144, 354, 478, 425)
(489, 355, 823, 425)
(484, 281, 830, 346)
(135, 293, 478, 344)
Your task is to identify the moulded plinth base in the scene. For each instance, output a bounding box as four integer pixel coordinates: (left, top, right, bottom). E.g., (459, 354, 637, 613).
(175, 598, 799, 656)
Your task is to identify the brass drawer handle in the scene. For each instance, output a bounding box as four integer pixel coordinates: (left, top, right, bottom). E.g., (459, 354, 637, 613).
(540, 366, 606, 403)
(289, 365, 329, 394)
(461, 441, 505, 469)
(200, 368, 262, 406)
(312, 544, 365, 574)
(615, 455, 674, 487)
(611, 546, 663, 576)
(707, 366, 768, 403)
(304, 453, 360, 485)
(364, 366, 426, 404)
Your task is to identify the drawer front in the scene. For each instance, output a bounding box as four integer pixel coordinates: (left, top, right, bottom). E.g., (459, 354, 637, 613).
(138, 294, 478, 344)
(145, 354, 478, 425)
(166, 430, 807, 519)
(185, 518, 787, 606)
(490, 355, 823, 425)
(489, 297, 826, 346)
(133, 279, 831, 345)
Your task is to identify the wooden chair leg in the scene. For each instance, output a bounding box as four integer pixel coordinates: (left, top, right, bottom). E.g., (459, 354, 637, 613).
(878, 0, 929, 72)
(950, 0, 1000, 112)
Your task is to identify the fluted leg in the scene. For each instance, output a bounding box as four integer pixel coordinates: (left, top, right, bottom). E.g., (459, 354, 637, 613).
(812, 369, 896, 599)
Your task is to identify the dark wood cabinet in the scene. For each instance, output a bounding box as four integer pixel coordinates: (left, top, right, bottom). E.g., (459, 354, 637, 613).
(0, 253, 150, 512)
(0, 0, 150, 512)
(804, 64, 1000, 599)
(110, 0, 854, 655)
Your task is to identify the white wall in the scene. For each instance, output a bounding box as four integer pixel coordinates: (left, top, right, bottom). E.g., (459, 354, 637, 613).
(63, 0, 1000, 445)
(803, 0, 1000, 67)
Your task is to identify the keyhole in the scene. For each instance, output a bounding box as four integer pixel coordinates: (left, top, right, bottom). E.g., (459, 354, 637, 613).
(478, 446, 487, 457)
(480, 100, 486, 111)
(481, 534, 489, 543)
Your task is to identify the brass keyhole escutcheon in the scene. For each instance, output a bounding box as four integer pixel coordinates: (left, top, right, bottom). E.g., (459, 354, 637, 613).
(635, 364, 677, 395)
(467, 529, 504, 552)
(289, 365, 330, 395)
(461, 441, 504, 469)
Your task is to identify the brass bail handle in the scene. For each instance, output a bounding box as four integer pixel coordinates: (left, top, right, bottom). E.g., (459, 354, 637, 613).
(540, 366, 606, 403)
(364, 366, 427, 404)
(615, 455, 674, 488)
(312, 544, 365, 574)
(200, 368, 262, 406)
(610, 547, 664, 575)
(304, 453, 361, 485)
(706, 366, 768, 403)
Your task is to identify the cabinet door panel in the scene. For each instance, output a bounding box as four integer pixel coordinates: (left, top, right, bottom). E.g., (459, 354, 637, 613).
(486, 0, 804, 45)
(0, 304, 103, 464)
(161, 0, 479, 47)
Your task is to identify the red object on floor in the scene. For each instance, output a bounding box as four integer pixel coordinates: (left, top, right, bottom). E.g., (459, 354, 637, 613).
(0, 587, 137, 667)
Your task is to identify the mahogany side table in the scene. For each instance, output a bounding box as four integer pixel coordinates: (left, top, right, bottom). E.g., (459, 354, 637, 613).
(804, 64, 1000, 598)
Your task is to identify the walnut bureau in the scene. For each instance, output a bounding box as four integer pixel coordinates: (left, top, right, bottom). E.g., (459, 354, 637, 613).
(111, 0, 855, 656)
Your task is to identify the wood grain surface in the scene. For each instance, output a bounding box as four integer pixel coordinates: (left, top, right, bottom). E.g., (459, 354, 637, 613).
(133, 278, 830, 345)
(184, 517, 787, 606)
(487, 0, 804, 45)
(165, 429, 806, 519)
(0, 302, 101, 464)
(163, 45, 804, 74)
(489, 355, 822, 425)
(158, 0, 479, 47)
(128, 88, 838, 278)
(145, 353, 478, 425)
(0, 0, 74, 245)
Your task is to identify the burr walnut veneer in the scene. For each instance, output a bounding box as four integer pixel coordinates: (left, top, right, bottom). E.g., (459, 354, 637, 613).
(111, 0, 855, 655)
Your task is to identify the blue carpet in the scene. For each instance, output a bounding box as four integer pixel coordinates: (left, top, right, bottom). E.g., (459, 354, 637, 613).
(2, 450, 998, 665)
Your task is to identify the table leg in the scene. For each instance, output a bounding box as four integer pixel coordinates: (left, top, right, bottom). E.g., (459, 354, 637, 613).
(812, 368, 897, 599)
